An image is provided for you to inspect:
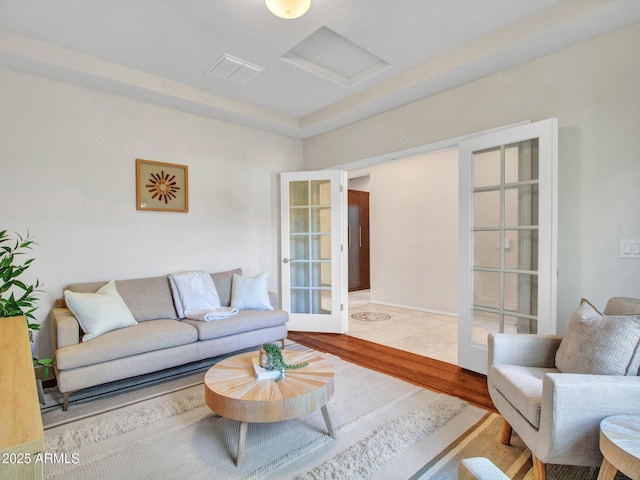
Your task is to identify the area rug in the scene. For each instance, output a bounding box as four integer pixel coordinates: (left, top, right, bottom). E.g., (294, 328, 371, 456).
(414, 412, 631, 480)
(42, 350, 487, 480)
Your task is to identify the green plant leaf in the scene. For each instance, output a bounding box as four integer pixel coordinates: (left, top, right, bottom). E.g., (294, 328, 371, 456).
(0, 230, 42, 332)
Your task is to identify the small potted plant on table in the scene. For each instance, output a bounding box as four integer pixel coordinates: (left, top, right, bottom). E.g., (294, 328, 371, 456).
(259, 343, 308, 381)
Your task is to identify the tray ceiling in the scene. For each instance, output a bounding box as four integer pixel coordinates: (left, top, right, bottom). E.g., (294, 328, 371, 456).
(0, 0, 638, 138)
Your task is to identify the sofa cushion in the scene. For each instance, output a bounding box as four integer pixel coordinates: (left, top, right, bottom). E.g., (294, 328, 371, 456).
(182, 309, 288, 341)
(55, 319, 197, 370)
(67, 276, 177, 322)
(230, 272, 274, 311)
(489, 365, 559, 429)
(210, 268, 242, 307)
(64, 281, 138, 341)
(556, 299, 640, 376)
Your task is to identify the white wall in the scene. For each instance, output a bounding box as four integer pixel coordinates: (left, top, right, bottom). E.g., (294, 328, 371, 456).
(0, 68, 303, 357)
(352, 149, 458, 314)
(305, 23, 640, 332)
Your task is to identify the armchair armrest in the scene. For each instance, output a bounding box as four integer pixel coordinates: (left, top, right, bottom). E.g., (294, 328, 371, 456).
(489, 333, 563, 368)
(50, 307, 81, 349)
(544, 373, 640, 420)
(537, 373, 640, 463)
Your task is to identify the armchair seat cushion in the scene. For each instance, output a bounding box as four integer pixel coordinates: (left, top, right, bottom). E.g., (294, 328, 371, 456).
(489, 364, 559, 428)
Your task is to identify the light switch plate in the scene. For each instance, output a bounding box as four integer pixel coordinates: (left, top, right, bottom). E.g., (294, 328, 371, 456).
(620, 239, 640, 259)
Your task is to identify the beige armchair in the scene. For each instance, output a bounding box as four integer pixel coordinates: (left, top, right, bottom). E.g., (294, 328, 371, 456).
(487, 297, 640, 480)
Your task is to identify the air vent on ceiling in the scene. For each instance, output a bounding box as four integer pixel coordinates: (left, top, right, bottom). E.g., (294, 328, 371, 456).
(281, 26, 390, 86)
(205, 54, 264, 86)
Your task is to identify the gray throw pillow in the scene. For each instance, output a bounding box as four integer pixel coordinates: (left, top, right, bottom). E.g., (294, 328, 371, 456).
(556, 299, 640, 375)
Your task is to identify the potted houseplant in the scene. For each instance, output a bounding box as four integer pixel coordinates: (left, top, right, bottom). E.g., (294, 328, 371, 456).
(0, 230, 53, 377)
(259, 343, 308, 381)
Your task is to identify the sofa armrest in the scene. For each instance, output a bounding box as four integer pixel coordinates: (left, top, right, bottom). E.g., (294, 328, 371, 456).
(269, 291, 279, 310)
(489, 333, 563, 368)
(51, 307, 81, 349)
(537, 373, 640, 462)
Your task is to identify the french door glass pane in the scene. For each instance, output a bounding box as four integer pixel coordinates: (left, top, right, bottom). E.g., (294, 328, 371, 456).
(505, 139, 539, 183)
(504, 272, 538, 315)
(291, 289, 309, 314)
(473, 190, 501, 228)
(473, 147, 501, 188)
(310, 234, 330, 260)
(504, 229, 538, 270)
(505, 315, 538, 334)
(291, 262, 310, 287)
(471, 137, 540, 345)
(472, 311, 499, 345)
(502, 315, 519, 334)
(505, 185, 539, 227)
(290, 181, 308, 206)
(310, 180, 330, 205)
(290, 208, 308, 233)
(290, 235, 308, 259)
(473, 271, 500, 310)
(474, 231, 500, 268)
(289, 180, 332, 315)
(311, 207, 331, 232)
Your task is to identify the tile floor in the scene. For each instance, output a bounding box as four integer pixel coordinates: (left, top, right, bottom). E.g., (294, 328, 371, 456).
(347, 290, 459, 365)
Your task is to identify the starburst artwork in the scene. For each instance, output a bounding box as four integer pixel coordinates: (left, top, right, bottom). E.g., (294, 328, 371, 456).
(146, 169, 180, 204)
(136, 159, 189, 212)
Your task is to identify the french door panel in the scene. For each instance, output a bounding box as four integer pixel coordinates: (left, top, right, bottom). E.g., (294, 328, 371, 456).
(458, 119, 558, 374)
(280, 170, 347, 333)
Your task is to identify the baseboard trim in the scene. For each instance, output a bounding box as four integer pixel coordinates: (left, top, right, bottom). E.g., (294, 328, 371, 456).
(368, 300, 457, 318)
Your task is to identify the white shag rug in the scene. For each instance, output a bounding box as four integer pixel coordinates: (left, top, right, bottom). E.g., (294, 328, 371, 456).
(43, 353, 486, 480)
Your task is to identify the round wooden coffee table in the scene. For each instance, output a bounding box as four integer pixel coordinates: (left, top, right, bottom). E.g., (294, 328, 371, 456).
(204, 349, 336, 466)
(598, 415, 640, 480)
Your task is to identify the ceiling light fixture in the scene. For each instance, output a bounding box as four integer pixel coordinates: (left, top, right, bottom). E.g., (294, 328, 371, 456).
(265, 0, 311, 19)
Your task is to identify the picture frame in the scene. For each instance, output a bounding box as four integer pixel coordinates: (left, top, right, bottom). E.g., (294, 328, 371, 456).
(136, 159, 189, 212)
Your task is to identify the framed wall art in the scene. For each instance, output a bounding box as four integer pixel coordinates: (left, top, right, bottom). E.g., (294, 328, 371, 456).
(136, 159, 189, 212)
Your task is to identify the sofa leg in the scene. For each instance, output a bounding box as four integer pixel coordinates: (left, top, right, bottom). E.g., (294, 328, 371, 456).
(63, 392, 71, 411)
(500, 420, 513, 445)
(532, 455, 546, 480)
(280, 338, 285, 349)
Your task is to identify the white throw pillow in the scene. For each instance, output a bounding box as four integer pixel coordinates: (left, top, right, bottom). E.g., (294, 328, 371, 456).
(64, 280, 138, 341)
(230, 272, 274, 311)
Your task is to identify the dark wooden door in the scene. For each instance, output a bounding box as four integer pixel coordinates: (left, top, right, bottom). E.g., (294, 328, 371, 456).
(348, 190, 370, 291)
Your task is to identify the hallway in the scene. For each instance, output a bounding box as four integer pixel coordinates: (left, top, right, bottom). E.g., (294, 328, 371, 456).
(347, 290, 458, 365)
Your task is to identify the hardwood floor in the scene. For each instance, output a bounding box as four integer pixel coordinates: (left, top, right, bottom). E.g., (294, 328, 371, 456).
(288, 332, 495, 412)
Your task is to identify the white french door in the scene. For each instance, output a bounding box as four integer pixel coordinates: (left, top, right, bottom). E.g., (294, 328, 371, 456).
(280, 170, 348, 333)
(458, 119, 558, 374)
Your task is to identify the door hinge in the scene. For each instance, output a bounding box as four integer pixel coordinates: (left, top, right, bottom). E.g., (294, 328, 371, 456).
(340, 303, 344, 311)
(340, 184, 344, 192)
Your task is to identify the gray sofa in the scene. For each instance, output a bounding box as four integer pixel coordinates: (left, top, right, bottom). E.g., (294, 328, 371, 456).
(51, 268, 288, 410)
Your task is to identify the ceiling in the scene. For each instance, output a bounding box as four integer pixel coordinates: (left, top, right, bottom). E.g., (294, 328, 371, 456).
(0, 0, 639, 139)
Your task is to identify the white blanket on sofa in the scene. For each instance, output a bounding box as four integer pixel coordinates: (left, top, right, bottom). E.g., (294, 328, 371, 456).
(168, 271, 238, 321)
